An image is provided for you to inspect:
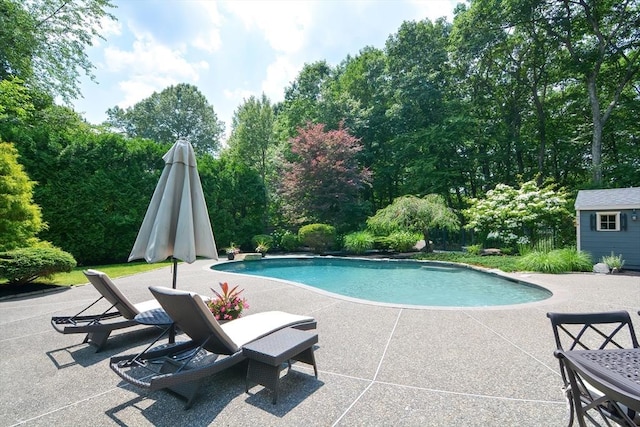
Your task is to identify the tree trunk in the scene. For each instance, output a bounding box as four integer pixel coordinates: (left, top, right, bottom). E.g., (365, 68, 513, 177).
(422, 230, 432, 253)
(587, 74, 603, 186)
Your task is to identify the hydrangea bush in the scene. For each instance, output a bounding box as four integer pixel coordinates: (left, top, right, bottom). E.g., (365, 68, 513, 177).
(464, 180, 572, 249)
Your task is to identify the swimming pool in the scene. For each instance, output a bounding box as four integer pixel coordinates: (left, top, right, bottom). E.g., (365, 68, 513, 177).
(211, 257, 552, 307)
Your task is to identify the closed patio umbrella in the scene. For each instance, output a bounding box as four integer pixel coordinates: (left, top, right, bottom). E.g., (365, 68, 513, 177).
(129, 140, 217, 342)
(129, 139, 218, 287)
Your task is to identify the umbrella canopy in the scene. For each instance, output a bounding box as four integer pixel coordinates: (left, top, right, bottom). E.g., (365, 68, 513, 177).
(129, 139, 218, 269)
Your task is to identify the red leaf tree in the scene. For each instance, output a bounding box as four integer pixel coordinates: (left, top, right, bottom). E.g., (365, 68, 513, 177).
(280, 122, 372, 230)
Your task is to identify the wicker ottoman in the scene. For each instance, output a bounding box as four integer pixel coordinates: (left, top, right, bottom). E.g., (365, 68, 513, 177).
(242, 327, 318, 404)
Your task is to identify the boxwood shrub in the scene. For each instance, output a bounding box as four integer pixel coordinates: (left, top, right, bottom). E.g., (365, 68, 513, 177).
(298, 223, 336, 253)
(0, 246, 76, 285)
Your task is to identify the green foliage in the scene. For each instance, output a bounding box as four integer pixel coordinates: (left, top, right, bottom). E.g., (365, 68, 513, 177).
(0, 78, 34, 121)
(0, 141, 44, 251)
(28, 133, 166, 264)
(465, 244, 482, 256)
(343, 231, 375, 254)
(277, 231, 299, 252)
(227, 94, 275, 180)
(367, 194, 459, 252)
(1, 0, 116, 102)
(516, 248, 592, 273)
(464, 181, 572, 249)
(298, 223, 336, 253)
(0, 245, 76, 284)
(413, 252, 520, 272)
(198, 156, 266, 250)
(252, 234, 272, 253)
(106, 83, 225, 155)
(251, 234, 273, 248)
(383, 231, 422, 252)
(601, 252, 625, 270)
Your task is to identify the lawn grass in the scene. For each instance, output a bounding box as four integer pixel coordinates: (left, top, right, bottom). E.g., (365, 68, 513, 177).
(48, 260, 173, 286)
(412, 252, 520, 272)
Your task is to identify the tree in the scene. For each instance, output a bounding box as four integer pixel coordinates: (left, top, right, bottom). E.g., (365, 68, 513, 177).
(0, 0, 116, 102)
(275, 61, 337, 140)
(536, 0, 640, 185)
(366, 194, 459, 252)
(227, 94, 275, 186)
(280, 122, 371, 230)
(0, 141, 44, 251)
(106, 83, 224, 155)
(464, 180, 572, 249)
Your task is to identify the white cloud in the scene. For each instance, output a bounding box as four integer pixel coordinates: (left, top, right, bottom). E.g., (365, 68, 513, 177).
(117, 80, 160, 108)
(262, 56, 301, 103)
(410, 0, 459, 21)
(102, 24, 210, 109)
(222, 0, 314, 53)
(191, 2, 223, 53)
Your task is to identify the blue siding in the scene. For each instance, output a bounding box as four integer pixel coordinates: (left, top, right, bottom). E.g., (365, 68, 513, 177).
(579, 210, 640, 270)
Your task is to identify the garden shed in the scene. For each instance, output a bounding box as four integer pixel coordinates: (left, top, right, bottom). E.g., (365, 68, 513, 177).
(575, 187, 640, 271)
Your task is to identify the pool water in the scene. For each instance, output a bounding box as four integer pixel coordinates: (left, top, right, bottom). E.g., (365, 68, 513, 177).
(211, 257, 551, 307)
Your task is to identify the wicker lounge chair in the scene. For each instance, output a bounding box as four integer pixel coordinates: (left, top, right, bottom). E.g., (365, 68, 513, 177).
(109, 286, 317, 408)
(547, 311, 639, 427)
(51, 270, 161, 351)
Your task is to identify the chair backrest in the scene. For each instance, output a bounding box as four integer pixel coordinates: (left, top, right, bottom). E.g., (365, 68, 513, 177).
(547, 311, 639, 352)
(149, 286, 239, 355)
(84, 269, 140, 320)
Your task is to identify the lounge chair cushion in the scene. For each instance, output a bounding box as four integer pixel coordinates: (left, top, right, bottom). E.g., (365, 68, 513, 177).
(133, 299, 163, 313)
(222, 311, 316, 348)
(85, 269, 161, 319)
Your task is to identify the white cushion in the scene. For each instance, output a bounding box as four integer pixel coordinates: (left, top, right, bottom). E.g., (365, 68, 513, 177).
(221, 311, 314, 347)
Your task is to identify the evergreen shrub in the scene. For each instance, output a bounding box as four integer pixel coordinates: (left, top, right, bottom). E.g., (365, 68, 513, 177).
(0, 246, 76, 284)
(298, 223, 336, 253)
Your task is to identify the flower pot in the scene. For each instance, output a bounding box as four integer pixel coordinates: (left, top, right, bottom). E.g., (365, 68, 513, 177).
(227, 253, 235, 260)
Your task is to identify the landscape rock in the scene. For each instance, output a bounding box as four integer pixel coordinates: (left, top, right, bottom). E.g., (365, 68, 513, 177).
(593, 263, 610, 274)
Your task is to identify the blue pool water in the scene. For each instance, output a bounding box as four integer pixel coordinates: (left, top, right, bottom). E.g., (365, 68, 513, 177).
(211, 257, 552, 307)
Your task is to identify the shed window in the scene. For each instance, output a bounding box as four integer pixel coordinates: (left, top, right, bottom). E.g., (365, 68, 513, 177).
(596, 212, 620, 231)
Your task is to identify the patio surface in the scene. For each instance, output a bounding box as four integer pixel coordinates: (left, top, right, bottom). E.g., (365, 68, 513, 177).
(1, 258, 638, 426)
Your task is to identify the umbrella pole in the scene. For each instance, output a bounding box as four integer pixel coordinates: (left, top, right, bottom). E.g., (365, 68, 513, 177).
(169, 257, 178, 343)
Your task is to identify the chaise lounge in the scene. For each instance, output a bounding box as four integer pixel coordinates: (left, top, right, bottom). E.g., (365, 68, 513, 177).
(547, 311, 640, 427)
(109, 286, 317, 408)
(51, 270, 161, 351)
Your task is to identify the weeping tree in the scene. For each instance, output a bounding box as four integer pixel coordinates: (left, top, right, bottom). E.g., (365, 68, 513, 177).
(366, 194, 459, 252)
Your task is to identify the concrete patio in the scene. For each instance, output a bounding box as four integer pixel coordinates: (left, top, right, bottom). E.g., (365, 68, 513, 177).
(1, 259, 638, 426)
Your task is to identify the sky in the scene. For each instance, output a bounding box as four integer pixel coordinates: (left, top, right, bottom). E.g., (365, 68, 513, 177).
(73, 0, 461, 137)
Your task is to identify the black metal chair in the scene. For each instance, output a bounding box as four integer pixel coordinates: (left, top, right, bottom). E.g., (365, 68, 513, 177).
(547, 311, 640, 427)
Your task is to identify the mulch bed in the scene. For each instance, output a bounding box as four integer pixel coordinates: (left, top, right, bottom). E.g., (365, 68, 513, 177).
(0, 282, 66, 299)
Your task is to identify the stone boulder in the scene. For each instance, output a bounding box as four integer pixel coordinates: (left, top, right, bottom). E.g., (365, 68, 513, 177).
(592, 262, 610, 274)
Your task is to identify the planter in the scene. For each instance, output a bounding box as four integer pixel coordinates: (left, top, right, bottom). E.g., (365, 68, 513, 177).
(227, 253, 235, 260)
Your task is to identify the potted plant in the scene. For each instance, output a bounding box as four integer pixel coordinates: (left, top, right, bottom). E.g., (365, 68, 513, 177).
(225, 243, 240, 260)
(601, 252, 625, 273)
(255, 240, 270, 257)
(207, 282, 249, 321)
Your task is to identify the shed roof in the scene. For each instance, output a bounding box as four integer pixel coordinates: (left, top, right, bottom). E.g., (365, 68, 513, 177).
(575, 187, 640, 210)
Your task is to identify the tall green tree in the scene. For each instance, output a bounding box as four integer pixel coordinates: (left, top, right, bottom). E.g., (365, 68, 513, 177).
(106, 83, 225, 155)
(227, 94, 275, 185)
(537, 0, 640, 185)
(0, 141, 44, 251)
(275, 61, 337, 139)
(0, 0, 116, 102)
(384, 19, 460, 198)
